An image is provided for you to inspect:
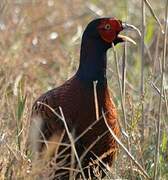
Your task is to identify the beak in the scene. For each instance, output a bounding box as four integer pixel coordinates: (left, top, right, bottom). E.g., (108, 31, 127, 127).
(116, 22, 141, 45)
(122, 22, 141, 36)
(117, 34, 137, 45)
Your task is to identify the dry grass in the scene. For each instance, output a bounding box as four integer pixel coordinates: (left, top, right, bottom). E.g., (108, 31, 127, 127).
(0, 0, 168, 179)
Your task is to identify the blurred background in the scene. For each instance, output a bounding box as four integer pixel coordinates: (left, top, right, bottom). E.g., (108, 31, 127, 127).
(0, 0, 167, 179)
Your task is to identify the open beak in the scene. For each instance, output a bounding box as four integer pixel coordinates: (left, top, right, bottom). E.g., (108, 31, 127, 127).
(116, 22, 141, 45)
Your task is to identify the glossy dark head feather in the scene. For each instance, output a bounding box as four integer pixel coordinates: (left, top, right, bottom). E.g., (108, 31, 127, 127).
(82, 17, 124, 47)
(77, 17, 139, 83)
(78, 17, 127, 83)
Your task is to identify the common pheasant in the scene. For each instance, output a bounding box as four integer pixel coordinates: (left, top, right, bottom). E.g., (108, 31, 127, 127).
(30, 17, 137, 179)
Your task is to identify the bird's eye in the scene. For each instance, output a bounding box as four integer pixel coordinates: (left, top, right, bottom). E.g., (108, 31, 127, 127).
(104, 23, 111, 30)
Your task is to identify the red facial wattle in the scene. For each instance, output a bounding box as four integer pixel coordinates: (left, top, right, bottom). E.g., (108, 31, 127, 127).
(97, 18, 123, 43)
